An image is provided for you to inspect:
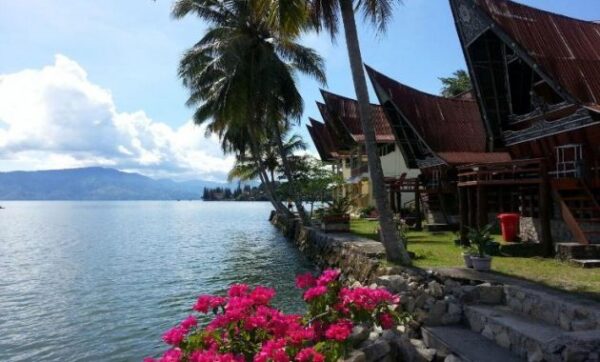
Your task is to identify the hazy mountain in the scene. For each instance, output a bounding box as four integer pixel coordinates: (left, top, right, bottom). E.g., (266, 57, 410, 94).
(0, 167, 243, 200)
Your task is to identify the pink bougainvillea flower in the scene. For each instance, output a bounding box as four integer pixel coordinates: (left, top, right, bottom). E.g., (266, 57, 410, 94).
(180, 315, 198, 330)
(254, 338, 289, 362)
(250, 286, 276, 305)
(189, 349, 240, 362)
(162, 326, 187, 346)
(160, 348, 182, 362)
(228, 284, 250, 297)
(193, 295, 225, 313)
(324, 320, 353, 341)
(303, 286, 328, 301)
(339, 287, 398, 312)
(316, 269, 341, 286)
(287, 326, 316, 345)
(378, 312, 395, 330)
(295, 347, 325, 362)
(295, 272, 316, 289)
(143, 358, 156, 362)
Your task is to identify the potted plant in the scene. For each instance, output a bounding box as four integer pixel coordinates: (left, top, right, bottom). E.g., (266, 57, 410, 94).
(461, 245, 477, 268)
(468, 224, 495, 271)
(321, 196, 353, 232)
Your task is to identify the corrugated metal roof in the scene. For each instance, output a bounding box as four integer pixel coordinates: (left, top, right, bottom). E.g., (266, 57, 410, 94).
(319, 90, 395, 143)
(307, 118, 339, 161)
(474, 0, 600, 106)
(367, 66, 488, 155)
(438, 152, 512, 165)
(307, 124, 330, 161)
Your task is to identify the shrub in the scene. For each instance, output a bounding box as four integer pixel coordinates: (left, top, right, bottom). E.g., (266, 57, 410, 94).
(146, 269, 407, 362)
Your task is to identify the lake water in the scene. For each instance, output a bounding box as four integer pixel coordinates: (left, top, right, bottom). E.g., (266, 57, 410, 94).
(0, 201, 315, 361)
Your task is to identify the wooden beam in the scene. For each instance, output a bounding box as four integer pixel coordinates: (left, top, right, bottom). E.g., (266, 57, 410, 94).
(459, 186, 469, 245)
(477, 185, 488, 228)
(414, 186, 423, 231)
(539, 162, 553, 256)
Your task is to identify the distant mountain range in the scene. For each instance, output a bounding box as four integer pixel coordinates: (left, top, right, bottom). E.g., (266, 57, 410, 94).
(0, 167, 245, 200)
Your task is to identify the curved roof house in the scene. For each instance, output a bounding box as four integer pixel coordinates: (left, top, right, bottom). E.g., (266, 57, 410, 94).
(366, 65, 510, 169)
(450, 0, 600, 247)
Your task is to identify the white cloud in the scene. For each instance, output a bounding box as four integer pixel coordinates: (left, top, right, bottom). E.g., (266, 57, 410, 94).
(0, 55, 234, 181)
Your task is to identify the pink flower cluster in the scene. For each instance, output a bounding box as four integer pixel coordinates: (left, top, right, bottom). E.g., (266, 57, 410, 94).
(147, 269, 403, 362)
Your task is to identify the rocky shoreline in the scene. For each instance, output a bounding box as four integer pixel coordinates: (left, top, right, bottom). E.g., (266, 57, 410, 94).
(270, 212, 600, 362)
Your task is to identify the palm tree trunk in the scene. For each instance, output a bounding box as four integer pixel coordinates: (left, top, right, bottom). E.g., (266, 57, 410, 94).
(338, 0, 411, 265)
(257, 162, 291, 217)
(248, 140, 291, 218)
(274, 123, 310, 225)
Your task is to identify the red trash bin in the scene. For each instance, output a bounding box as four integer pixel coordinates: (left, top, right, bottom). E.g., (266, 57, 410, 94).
(497, 213, 520, 242)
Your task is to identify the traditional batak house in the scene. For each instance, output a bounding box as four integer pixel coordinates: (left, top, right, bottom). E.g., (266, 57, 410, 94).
(367, 66, 511, 231)
(307, 90, 419, 214)
(450, 0, 600, 258)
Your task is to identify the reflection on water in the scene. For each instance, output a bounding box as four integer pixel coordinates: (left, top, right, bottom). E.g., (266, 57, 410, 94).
(0, 201, 315, 362)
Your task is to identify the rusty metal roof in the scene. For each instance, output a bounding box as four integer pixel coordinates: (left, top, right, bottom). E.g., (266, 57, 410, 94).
(367, 66, 488, 157)
(307, 123, 330, 161)
(438, 152, 512, 165)
(307, 118, 340, 161)
(319, 90, 395, 143)
(474, 0, 600, 106)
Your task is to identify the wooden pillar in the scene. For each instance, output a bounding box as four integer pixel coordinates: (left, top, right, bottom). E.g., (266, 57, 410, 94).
(396, 192, 402, 214)
(415, 186, 422, 231)
(458, 186, 469, 245)
(477, 185, 488, 229)
(539, 163, 553, 257)
(389, 189, 396, 213)
(467, 187, 475, 229)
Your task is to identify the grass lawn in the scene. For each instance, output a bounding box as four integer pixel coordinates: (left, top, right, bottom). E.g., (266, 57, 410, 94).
(351, 219, 600, 299)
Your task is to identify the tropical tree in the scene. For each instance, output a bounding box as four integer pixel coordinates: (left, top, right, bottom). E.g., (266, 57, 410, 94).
(440, 70, 471, 97)
(221, 126, 291, 216)
(173, 0, 326, 221)
(309, 0, 411, 264)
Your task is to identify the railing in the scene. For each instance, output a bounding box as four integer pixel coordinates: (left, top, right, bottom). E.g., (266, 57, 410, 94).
(457, 158, 544, 187)
(351, 164, 369, 178)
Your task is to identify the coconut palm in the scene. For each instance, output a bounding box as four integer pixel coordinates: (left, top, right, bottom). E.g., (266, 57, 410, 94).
(220, 124, 291, 216)
(309, 0, 411, 264)
(173, 0, 326, 222)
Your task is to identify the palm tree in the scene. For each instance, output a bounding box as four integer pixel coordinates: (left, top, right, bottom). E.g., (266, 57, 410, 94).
(440, 70, 471, 97)
(309, 0, 410, 264)
(173, 0, 326, 221)
(220, 124, 291, 216)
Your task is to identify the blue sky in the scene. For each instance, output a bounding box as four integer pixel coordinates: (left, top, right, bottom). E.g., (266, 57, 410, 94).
(0, 0, 598, 181)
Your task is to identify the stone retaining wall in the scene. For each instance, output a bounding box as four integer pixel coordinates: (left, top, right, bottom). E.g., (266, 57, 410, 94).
(271, 212, 600, 362)
(270, 213, 508, 361)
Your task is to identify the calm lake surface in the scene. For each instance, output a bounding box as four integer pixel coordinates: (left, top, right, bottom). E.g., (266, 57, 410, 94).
(0, 201, 315, 362)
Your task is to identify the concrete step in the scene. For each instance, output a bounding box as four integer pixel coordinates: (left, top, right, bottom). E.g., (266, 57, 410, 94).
(504, 284, 600, 332)
(556, 242, 600, 260)
(422, 325, 522, 362)
(571, 259, 600, 268)
(464, 305, 600, 361)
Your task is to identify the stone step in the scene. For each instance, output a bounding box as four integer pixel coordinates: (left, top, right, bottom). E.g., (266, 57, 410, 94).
(464, 305, 600, 361)
(571, 259, 600, 268)
(422, 325, 522, 362)
(555, 242, 600, 260)
(504, 285, 600, 332)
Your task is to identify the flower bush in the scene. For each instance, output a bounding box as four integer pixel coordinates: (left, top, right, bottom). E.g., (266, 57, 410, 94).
(146, 269, 406, 362)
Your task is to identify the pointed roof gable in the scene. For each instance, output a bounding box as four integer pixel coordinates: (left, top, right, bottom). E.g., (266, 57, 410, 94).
(319, 90, 395, 143)
(307, 122, 331, 161)
(469, 0, 600, 106)
(367, 66, 487, 154)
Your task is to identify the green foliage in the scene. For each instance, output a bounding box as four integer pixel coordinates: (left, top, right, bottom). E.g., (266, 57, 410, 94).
(359, 206, 376, 218)
(467, 224, 495, 258)
(325, 195, 353, 217)
(439, 69, 471, 97)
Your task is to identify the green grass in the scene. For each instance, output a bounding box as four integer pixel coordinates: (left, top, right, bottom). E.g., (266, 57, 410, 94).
(351, 219, 600, 298)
